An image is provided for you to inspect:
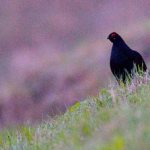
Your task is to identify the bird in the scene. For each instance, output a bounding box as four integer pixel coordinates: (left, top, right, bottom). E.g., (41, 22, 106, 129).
(107, 32, 147, 84)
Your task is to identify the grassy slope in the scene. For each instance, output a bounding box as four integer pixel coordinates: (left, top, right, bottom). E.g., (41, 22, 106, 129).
(0, 81, 150, 150)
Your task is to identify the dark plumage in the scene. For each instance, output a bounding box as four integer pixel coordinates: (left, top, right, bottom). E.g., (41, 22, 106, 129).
(107, 32, 147, 83)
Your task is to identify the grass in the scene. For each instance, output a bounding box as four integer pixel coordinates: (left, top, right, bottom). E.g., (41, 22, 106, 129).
(0, 77, 150, 150)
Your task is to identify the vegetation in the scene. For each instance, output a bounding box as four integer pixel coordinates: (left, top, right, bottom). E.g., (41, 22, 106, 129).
(0, 77, 150, 150)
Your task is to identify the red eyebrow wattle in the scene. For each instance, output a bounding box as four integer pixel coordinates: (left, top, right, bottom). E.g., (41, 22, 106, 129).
(111, 33, 117, 37)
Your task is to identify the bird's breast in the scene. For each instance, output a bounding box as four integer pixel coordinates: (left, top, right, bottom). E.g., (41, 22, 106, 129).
(110, 52, 129, 64)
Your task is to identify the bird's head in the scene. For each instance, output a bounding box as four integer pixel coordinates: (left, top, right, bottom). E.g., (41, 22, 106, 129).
(107, 32, 122, 43)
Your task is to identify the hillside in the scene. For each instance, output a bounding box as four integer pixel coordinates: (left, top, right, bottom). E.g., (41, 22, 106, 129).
(0, 76, 150, 150)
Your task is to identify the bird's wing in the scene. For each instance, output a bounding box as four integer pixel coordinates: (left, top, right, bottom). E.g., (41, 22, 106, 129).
(131, 50, 147, 71)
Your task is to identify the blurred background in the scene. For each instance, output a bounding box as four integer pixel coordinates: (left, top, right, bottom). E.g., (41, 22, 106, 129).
(0, 0, 149, 127)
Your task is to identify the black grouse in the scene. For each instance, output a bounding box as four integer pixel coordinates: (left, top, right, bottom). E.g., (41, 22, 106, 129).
(107, 32, 147, 83)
